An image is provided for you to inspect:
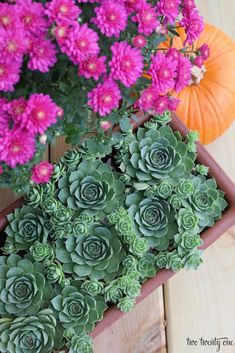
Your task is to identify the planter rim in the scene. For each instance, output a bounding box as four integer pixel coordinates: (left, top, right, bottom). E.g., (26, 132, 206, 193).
(1, 112, 235, 339)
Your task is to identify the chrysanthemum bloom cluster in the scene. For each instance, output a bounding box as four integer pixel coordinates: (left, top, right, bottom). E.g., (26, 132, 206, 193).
(0, 94, 62, 168)
(0, 1, 57, 92)
(0, 0, 207, 191)
(49, 0, 205, 117)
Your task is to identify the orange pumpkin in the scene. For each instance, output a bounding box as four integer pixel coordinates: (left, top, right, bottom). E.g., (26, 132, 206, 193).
(159, 23, 235, 144)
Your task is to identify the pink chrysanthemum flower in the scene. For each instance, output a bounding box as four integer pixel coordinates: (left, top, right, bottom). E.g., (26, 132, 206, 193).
(0, 3, 21, 30)
(0, 128, 35, 168)
(154, 95, 169, 114)
(77, 0, 98, 2)
(198, 43, 210, 60)
(0, 58, 21, 92)
(0, 98, 10, 132)
(167, 96, 180, 111)
(79, 55, 107, 81)
(132, 2, 159, 36)
(174, 55, 191, 92)
(148, 52, 177, 94)
(138, 86, 159, 112)
(23, 94, 60, 135)
(28, 37, 57, 73)
(125, 0, 145, 13)
(182, 0, 196, 13)
(166, 48, 180, 61)
(0, 28, 28, 62)
(92, 0, 127, 38)
(45, 0, 81, 24)
(180, 9, 204, 45)
(16, 0, 48, 36)
(109, 41, 144, 88)
(31, 161, 54, 184)
(156, 0, 181, 25)
(88, 78, 121, 116)
(3, 97, 28, 127)
(62, 23, 100, 64)
(132, 35, 147, 48)
(54, 22, 71, 45)
(193, 55, 204, 68)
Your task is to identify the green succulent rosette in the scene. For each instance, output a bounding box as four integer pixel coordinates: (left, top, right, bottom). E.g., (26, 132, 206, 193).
(174, 232, 203, 255)
(176, 179, 194, 198)
(0, 309, 59, 353)
(126, 192, 177, 249)
(58, 160, 125, 215)
(183, 251, 203, 270)
(157, 180, 173, 199)
(30, 241, 54, 263)
(117, 124, 195, 187)
(62, 149, 81, 166)
(117, 297, 136, 313)
(56, 225, 126, 281)
(104, 281, 123, 303)
(155, 252, 168, 269)
(166, 251, 183, 272)
(51, 286, 106, 334)
(177, 208, 199, 234)
(0, 255, 52, 317)
(46, 262, 64, 284)
(169, 194, 182, 210)
(40, 196, 58, 215)
(5, 206, 48, 251)
(52, 161, 66, 182)
(67, 333, 93, 353)
(137, 253, 156, 279)
(122, 255, 138, 270)
(25, 188, 41, 208)
(81, 280, 104, 296)
(187, 175, 227, 229)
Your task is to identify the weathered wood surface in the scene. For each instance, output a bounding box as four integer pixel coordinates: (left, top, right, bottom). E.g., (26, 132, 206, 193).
(165, 2, 235, 353)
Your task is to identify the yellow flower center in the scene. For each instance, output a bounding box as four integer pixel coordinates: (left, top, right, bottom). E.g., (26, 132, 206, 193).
(59, 5, 68, 13)
(0, 66, 5, 76)
(2, 16, 10, 25)
(36, 111, 45, 120)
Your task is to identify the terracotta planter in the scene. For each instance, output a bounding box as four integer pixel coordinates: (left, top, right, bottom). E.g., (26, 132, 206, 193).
(1, 113, 235, 339)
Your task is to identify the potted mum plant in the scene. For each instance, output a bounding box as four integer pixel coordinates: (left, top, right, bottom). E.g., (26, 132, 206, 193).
(1, 111, 235, 353)
(0, 0, 209, 192)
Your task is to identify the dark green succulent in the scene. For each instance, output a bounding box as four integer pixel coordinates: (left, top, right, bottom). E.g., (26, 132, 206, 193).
(40, 196, 58, 215)
(117, 124, 195, 187)
(51, 286, 106, 334)
(104, 281, 123, 303)
(183, 251, 203, 270)
(0, 309, 59, 353)
(5, 206, 48, 251)
(126, 192, 177, 249)
(56, 225, 126, 281)
(187, 175, 227, 229)
(25, 188, 41, 208)
(58, 160, 125, 215)
(0, 255, 52, 317)
(155, 252, 168, 269)
(176, 179, 194, 198)
(46, 262, 64, 284)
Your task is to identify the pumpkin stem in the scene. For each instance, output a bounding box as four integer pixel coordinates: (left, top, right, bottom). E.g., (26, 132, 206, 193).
(190, 65, 206, 85)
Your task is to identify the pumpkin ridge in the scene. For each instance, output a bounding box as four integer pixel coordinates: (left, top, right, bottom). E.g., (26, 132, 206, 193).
(204, 77, 235, 97)
(193, 87, 208, 143)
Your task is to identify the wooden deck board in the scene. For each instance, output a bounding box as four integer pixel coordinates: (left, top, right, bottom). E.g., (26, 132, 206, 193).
(165, 2, 235, 352)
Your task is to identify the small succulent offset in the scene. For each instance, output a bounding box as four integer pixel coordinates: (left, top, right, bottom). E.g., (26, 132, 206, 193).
(1, 112, 227, 353)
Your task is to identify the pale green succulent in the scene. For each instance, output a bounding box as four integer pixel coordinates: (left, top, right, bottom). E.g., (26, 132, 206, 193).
(51, 286, 106, 334)
(68, 333, 93, 353)
(126, 192, 177, 249)
(5, 206, 48, 251)
(0, 309, 59, 353)
(56, 225, 126, 281)
(187, 175, 227, 230)
(0, 254, 52, 317)
(117, 124, 195, 187)
(174, 232, 203, 255)
(58, 160, 125, 215)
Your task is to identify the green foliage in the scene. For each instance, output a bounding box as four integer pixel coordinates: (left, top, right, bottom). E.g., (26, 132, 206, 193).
(51, 286, 106, 334)
(0, 255, 52, 316)
(1, 112, 227, 353)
